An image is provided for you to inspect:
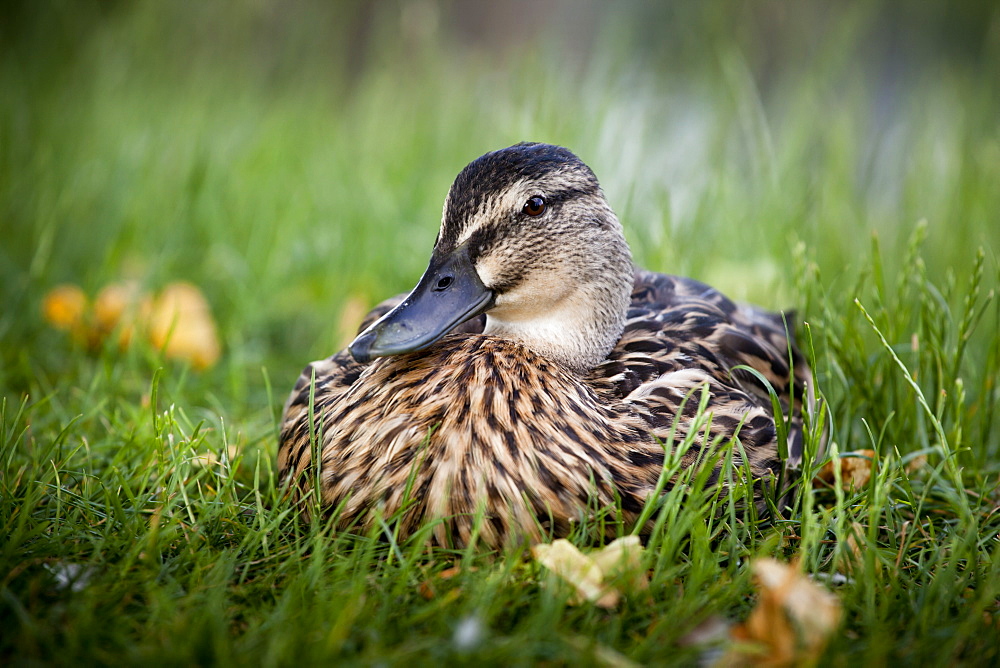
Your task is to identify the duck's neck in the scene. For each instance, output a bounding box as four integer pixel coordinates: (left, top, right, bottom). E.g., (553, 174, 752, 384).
(483, 275, 632, 375)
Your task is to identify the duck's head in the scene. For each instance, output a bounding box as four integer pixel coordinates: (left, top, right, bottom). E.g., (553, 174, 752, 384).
(349, 143, 634, 374)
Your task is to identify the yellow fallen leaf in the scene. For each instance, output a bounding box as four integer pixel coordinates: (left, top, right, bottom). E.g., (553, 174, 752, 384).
(190, 454, 222, 468)
(148, 282, 221, 369)
(815, 450, 876, 490)
(189, 445, 240, 469)
(42, 284, 88, 331)
(94, 281, 151, 346)
(533, 539, 615, 607)
(590, 535, 649, 593)
(44, 279, 220, 371)
(94, 281, 135, 331)
(727, 558, 842, 666)
(532, 537, 647, 608)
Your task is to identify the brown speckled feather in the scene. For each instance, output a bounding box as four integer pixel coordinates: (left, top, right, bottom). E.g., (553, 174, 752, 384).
(278, 269, 809, 548)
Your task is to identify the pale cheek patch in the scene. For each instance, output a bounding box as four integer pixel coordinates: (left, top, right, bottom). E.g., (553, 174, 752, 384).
(490, 272, 577, 321)
(476, 254, 502, 288)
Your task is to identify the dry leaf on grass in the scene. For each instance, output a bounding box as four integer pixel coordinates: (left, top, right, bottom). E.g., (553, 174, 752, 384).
(726, 558, 842, 666)
(149, 282, 221, 370)
(189, 445, 241, 469)
(42, 284, 91, 344)
(814, 449, 876, 490)
(94, 281, 150, 346)
(43, 280, 222, 370)
(42, 284, 89, 331)
(532, 536, 647, 609)
(533, 539, 613, 607)
(417, 564, 475, 600)
(589, 535, 649, 594)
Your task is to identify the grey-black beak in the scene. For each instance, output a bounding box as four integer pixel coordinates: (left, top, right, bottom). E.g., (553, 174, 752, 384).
(349, 245, 493, 363)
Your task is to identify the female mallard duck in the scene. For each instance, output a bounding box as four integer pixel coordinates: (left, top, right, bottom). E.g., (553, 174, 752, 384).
(279, 142, 809, 548)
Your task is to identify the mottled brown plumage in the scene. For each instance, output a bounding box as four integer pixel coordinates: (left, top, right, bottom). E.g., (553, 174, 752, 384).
(278, 143, 811, 548)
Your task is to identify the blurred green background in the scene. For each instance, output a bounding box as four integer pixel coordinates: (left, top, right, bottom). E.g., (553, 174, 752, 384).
(2, 0, 999, 404)
(3, 3, 1000, 663)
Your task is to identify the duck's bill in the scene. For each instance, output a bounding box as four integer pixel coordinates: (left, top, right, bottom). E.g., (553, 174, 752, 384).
(348, 246, 494, 364)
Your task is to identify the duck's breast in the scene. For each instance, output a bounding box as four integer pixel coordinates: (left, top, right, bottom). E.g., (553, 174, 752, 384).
(284, 335, 662, 545)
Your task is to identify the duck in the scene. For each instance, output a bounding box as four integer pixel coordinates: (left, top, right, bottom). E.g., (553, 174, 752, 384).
(278, 142, 811, 548)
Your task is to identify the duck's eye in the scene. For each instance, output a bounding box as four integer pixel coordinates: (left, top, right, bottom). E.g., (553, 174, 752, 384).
(522, 196, 546, 217)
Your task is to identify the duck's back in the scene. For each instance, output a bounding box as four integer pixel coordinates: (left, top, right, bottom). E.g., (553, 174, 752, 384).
(600, 269, 811, 465)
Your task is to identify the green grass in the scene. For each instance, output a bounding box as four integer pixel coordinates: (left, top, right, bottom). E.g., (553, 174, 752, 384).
(2, 2, 999, 664)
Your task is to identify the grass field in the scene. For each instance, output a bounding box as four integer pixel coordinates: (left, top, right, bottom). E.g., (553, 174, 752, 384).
(3, 2, 1000, 664)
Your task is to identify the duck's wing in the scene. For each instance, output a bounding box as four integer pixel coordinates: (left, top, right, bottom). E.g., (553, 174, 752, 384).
(592, 269, 813, 468)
